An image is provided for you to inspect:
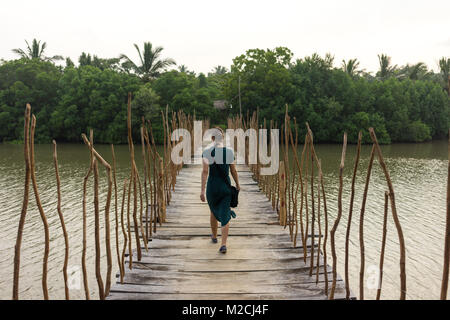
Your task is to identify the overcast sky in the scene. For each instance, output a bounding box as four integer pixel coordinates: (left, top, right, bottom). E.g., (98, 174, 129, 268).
(1, 0, 449, 74)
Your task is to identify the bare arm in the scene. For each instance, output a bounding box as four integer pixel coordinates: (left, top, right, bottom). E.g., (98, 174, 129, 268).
(200, 158, 209, 202)
(230, 163, 240, 190)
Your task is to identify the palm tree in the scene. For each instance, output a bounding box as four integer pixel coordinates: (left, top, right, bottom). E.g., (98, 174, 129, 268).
(439, 57, 450, 78)
(376, 54, 397, 80)
(12, 39, 62, 61)
(212, 65, 228, 75)
(178, 64, 188, 73)
(342, 58, 363, 77)
(120, 42, 176, 81)
(400, 62, 430, 80)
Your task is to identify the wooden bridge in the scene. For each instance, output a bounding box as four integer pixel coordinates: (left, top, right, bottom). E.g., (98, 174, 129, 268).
(12, 103, 440, 301)
(107, 161, 350, 300)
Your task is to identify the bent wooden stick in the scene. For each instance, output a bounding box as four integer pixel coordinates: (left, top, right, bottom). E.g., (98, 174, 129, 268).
(120, 179, 128, 282)
(441, 129, 450, 300)
(143, 127, 154, 237)
(309, 137, 316, 277)
(12, 104, 31, 300)
(317, 158, 329, 296)
(132, 168, 141, 260)
(359, 144, 376, 300)
(93, 158, 105, 300)
(303, 133, 310, 262)
(369, 127, 406, 300)
(344, 131, 362, 299)
(30, 115, 50, 300)
(376, 191, 390, 300)
(103, 163, 113, 297)
(127, 94, 142, 260)
(53, 140, 70, 300)
(305, 124, 330, 292)
(127, 174, 133, 269)
(141, 125, 149, 242)
(81, 130, 94, 300)
(111, 145, 124, 285)
(299, 133, 309, 262)
(81, 133, 113, 297)
(148, 120, 162, 228)
(134, 162, 149, 251)
(316, 173, 322, 284)
(329, 132, 347, 300)
(288, 119, 304, 249)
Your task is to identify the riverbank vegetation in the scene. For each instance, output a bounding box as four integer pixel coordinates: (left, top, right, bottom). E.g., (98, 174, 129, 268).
(0, 39, 448, 144)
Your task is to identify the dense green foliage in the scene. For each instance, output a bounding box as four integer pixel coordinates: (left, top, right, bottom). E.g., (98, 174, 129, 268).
(0, 42, 449, 144)
(224, 49, 449, 144)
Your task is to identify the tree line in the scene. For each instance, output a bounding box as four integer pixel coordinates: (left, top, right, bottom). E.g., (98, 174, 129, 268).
(0, 39, 449, 144)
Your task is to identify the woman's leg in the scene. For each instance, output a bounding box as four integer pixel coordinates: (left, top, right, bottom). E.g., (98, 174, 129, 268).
(210, 212, 218, 238)
(221, 222, 230, 246)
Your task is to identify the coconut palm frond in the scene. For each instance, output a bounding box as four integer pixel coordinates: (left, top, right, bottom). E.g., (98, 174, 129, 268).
(342, 58, 362, 77)
(39, 41, 47, 58)
(12, 48, 28, 59)
(134, 44, 145, 71)
(119, 53, 140, 73)
(377, 54, 398, 80)
(13, 38, 60, 61)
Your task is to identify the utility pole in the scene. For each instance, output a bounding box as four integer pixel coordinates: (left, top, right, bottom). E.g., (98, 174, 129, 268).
(238, 75, 242, 118)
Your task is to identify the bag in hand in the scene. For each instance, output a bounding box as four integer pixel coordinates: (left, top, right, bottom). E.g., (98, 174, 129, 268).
(230, 185, 239, 208)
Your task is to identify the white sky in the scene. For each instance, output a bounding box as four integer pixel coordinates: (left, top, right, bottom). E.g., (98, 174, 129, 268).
(1, 0, 449, 74)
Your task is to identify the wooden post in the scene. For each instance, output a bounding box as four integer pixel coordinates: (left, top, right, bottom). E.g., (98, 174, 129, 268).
(30, 115, 50, 300)
(111, 145, 125, 285)
(369, 127, 407, 300)
(134, 162, 148, 251)
(158, 158, 166, 223)
(376, 191, 390, 300)
(120, 179, 128, 283)
(309, 140, 315, 277)
(329, 132, 347, 300)
(127, 175, 133, 269)
(359, 144, 376, 300)
(12, 104, 31, 300)
(344, 131, 362, 299)
(93, 158, 105, 300)
(53, 140, 70, 300)
(141, 126, 149, 242)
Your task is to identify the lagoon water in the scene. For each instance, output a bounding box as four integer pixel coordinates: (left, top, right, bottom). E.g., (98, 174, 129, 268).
(0, 141, 447, 299)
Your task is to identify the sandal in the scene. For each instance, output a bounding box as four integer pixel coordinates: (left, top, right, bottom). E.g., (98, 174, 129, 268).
(211, 235, 218, 243)
(219, 245, 227, 254)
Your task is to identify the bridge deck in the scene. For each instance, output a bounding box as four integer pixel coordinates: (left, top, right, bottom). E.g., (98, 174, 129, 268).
(108, 164, 350, 300)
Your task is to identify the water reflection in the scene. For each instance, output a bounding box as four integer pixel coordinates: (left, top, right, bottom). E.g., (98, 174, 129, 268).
(0, 140, 447, 299)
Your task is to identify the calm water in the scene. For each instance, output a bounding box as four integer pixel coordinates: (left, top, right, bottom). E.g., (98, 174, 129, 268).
(0, 141, 448, 300)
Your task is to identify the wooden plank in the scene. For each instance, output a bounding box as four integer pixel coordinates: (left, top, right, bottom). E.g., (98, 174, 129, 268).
(109, 281, 345, 295)
(108, 291, 344, 300)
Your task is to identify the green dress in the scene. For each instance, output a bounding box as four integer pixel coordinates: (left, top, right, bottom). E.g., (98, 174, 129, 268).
(202, 146, 236, 227)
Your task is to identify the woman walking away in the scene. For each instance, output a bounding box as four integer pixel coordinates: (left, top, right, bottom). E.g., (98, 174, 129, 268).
(200, 128, 240, 254)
